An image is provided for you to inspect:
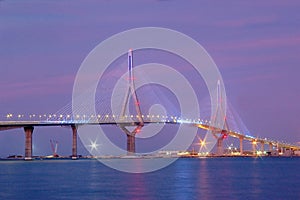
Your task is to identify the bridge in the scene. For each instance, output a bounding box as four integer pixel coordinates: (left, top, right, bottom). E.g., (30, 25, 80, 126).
(1, 49, 299, 159)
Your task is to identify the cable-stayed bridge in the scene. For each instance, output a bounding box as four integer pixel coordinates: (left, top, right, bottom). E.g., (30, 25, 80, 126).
(1, 49, 299, 160)
(1, 113, 299, 160)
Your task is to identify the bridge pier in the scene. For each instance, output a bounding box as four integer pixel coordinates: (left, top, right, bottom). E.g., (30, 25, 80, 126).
(269, 143, 273, 152)
(239, 136, 243, 155)
(24, 126, 34, 160)
(277, 143, 280, 154)
(217, 137, 223, 156)
(252, 140, 257, 156)
(261, 142, 265, 153)
(120, 124, 142, 155)
(127, 134, 135, 154)
(71, 125, 77, 159)
(281, 147, 285, 154)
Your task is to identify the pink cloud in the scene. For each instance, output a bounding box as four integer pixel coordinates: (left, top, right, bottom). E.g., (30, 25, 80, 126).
(0, 74, 75, 100)
(209, 35, 300, 52)
(226, 73, 278, 85)
(215, 15, 277, 28)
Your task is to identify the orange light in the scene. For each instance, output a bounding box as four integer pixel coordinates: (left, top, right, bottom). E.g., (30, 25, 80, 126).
(200, 140, 206, 147)
(197, 124, 209, 130)
(197, 136, 208, 151)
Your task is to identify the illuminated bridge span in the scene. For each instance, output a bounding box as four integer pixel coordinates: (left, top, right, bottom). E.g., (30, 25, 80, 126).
(1, 49, 299, 159)
(1, 113, 299, 160)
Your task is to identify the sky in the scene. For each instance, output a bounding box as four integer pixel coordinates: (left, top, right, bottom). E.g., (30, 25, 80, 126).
(0, 0, 300, 157)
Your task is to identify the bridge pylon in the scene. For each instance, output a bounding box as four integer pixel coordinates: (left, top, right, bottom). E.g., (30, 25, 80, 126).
(118, 49, 144, 155)
(211, 80, 229, 156)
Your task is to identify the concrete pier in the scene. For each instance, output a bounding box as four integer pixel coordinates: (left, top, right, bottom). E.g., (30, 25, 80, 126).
(71, 125, 77, 159)
(127, 134, 135, 154)
(217, 137, 223, 156)
(252, 140, 257, 155)
(261, 142, 265, 152)
(269, 143, 273, 151)
(24, 126, 34, 160)
(239, 136, 243, 155)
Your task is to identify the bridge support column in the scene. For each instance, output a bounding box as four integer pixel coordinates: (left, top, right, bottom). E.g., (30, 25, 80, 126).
(239, 136, 243, 155)
(127, 134, 135, 155)
(252, 141, 257, 156)
(261, 142, 265, 154)
(71, 125, 77, 159)
(277, 143, 280, 154)
(217, 137, 223, 156)
(269, 143, 273, 152)
(281, 147, 285, 154)
(24, 126, 34, 160)
(120, 124, 143, 155)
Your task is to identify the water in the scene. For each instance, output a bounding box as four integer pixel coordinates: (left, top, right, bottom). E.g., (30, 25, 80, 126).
(0, 157, 299, 200)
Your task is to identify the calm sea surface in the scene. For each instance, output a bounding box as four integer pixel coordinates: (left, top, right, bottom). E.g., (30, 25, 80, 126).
(0, 157, 299, 200)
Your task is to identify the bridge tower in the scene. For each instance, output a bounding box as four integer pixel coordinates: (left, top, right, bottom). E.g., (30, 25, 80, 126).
(119, 49, 144, 155)
(211, 80, 229, 156)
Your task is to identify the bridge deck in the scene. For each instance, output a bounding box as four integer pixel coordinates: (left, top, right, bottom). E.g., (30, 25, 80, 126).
(1, 120, 299, 150)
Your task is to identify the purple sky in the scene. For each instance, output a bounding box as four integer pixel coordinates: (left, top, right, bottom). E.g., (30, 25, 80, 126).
(0, 0, 300, 157)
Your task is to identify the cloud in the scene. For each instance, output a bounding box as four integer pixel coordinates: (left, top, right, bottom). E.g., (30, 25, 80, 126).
(215, 15, 277, 28)
(0, 74, 75, 101)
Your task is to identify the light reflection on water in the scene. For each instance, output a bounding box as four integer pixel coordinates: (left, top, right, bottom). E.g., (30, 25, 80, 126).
(0, 158, 300, 199)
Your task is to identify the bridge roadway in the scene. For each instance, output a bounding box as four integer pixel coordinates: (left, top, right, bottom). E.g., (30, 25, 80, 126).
(0, 119, 299, 159)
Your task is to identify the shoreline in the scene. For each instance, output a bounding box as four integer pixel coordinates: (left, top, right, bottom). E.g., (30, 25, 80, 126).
(1, 154, 299, 161)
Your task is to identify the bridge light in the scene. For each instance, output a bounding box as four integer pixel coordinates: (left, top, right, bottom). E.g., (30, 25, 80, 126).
(200, 140, 206, 147)
(60, 115, 63, 118)
(89, 139, 100, 151)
